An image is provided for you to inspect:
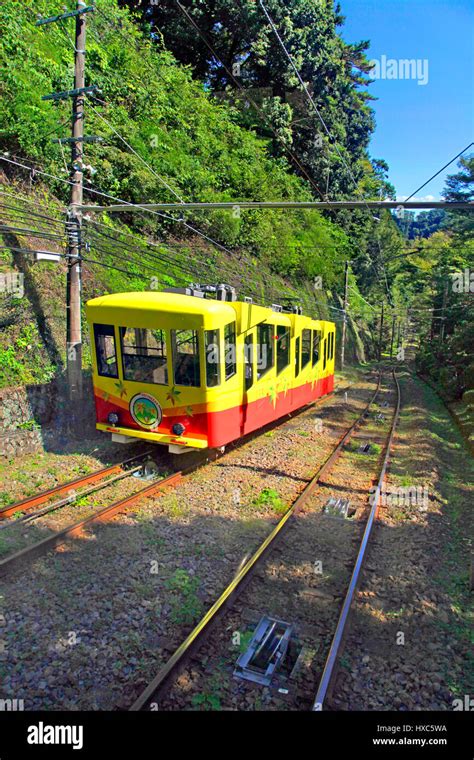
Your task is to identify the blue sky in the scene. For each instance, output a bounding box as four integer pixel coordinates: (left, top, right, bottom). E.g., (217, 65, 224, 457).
(340, 0, 474, 200)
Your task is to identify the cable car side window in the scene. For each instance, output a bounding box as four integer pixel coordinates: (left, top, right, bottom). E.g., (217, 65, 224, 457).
(224, 322, 237, 380)
(244, 333, 254, 390)
(295, 336, 301, 377)
(257, 323, 275, 379)
(323, 337, 327, 370)
(171, 329, 201, 387)
(205, 329, 220, 387)
(301, 328, 312, 369)
(120, 327, 168, 385)
(276, 325, 290, 374)
(94, 324, 118, 378)
(312, 329, 321, 365)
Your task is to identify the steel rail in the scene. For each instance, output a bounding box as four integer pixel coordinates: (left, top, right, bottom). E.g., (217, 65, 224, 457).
(312, 369, 401, 710)
(129, 374, 383, 711)
(0, 450, 153, 519)
(0, 465, 144, 530)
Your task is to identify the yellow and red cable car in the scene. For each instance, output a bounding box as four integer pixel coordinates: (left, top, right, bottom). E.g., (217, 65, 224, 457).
(85, 287, 336, 453)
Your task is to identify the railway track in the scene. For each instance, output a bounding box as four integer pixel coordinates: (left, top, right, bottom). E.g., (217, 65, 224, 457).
(0, 384, 351, 579)
(312, 368, 401, 709)
(128, 368, 400, 711)
(0, 450, 154, 520)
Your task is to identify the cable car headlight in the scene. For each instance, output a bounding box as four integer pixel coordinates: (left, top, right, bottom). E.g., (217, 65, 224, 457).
(107, 411, 120, 426)
(172, 423, 185, 436)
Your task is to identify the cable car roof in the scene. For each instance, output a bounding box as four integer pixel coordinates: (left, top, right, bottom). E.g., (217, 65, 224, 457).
(86, 291, 237, 317)
(86, 291, 334, 333)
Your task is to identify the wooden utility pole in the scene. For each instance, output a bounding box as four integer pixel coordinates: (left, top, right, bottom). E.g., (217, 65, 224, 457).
(389, 316, 396, 359)
(340, 260, 350, 369)
(66, 1, 87, 401)
(37, 2, 98, 400)
(378, 301, 384, 361)
(439, 278, 449, 349)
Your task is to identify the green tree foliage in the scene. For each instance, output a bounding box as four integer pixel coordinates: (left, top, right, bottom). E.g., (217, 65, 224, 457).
(394, 209, 446, 240)
(443, 155, 474, 237)
(118, 0, 389, 198)
(0, 0, 359, 286)
(398, 157, 474, 399)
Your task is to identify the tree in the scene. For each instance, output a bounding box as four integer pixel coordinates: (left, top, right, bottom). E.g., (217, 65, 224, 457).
(394, 209, 446, 239)
(118, 0, 378, 197)
(442, 154, 474, 236)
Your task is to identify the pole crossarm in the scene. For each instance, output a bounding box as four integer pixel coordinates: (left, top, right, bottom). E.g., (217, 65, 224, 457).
(76, 200, 474, 212)
(51, 135, 103, 144)
(42, 85, 99, 102)
(36, 5, 95, 25)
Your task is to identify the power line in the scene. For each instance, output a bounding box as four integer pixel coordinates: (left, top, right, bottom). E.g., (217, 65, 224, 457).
(0, 189, 66, 216)
(1, 156, 320, 312)
(348, 285, 377, 311)
(84, 216, 221, 256)
(82, 97, 257, 259)
(0, 245, 66, 257)
(0, 242, 160, 284)
(82, 221, 202, 271)
(83, 227, 207, 282)
(82, 238, 171, 279)
(404, 141, 474, 202)
(0, 224, 66, 241)
(0, 202, 66, 227)
(11, 6, 364, 321)
(0, 155, 237, 259)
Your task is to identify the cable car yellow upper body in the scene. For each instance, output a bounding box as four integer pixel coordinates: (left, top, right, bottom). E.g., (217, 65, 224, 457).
(86, 288, 336, 452)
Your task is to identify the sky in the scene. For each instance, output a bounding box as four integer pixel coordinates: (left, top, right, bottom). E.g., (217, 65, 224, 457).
(339, 0, 474, 201)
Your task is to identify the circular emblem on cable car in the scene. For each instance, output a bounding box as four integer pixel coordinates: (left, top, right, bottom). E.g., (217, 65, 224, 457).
(130, 393, 162, 430)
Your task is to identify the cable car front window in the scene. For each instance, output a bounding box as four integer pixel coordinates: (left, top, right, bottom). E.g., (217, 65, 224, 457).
(171, 329, 201, 387)
(120, 327, 168, 385)
(94, 324, 118, 378)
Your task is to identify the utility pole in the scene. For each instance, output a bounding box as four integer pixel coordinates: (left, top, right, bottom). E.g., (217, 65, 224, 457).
(378, 301, 384, 361)
(340, 260, 350, 369)
(66, 2, 86, 401)
(37, 3, 98, 401)
(389, 315, 396, 359)
(439, 278, 449, 348)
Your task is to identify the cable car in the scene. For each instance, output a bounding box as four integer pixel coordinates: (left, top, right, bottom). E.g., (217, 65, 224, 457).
(85, 285, 336, 453)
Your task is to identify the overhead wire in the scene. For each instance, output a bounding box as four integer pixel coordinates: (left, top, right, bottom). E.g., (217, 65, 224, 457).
(257, 0, 395, 306)
(404, 141, 474, 202)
